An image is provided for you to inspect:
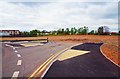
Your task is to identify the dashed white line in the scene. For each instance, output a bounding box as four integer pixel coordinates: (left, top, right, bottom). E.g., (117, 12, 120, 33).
(17, 54, 21, 58)
(17, 60, 22, 65)
(12, 71, 19, 77)
(15, 50, 18, 53)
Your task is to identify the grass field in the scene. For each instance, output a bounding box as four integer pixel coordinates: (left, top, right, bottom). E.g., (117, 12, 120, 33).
(1, 35, 119, 66)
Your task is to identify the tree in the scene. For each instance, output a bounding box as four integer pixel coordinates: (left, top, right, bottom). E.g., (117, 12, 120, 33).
(57, 28, 65, 35)
(57, 28, 61, 35)
(65, 28, 70, 35)
(61, 28, 64, 34)
(80, 26, 89, 34)
(78, 27, 83, 34)
(70, 27, 74, 35)
(21, 31, 31, 37)
(98, 26, 103, 35)
(89, 30, 94, 34)
(83, 26, 88, 34)
(30, 29, 40, 36)
(73, 27, 77, 34)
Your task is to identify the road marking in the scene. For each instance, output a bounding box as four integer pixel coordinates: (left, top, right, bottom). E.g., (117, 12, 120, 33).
(10, 46, 13, 48)
(5, 44, 9, 46)
(17, 60, 22, 65)
(5, 44, 19, 49)
(5, 44, 13, 47)
(29, 43, 83, 78)
(14, 47, 19, 48)
(12, 71, 19, 77)
(58, 49, 90, 61)
(13, 47, 15, 50)
(20, 43, 44, 47)
(29, 48, 68, 78)
(17, 54, 21, 58)
(15, 50, 18, 53)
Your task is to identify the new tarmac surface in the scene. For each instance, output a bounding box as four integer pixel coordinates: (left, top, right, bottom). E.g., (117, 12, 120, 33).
(44, 43, 120, 78)
(2, 41, 76, 78)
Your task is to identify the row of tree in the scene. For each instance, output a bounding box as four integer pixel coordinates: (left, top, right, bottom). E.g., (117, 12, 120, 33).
(21, 29, 40, 36)
(56, 26, 89, 35)
(20, 26, 119, 37)
(21, 26, 95, 36)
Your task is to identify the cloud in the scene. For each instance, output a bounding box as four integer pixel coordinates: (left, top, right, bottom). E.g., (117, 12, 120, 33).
(1, 0, 119, 2)
(0, 1, 118, 32)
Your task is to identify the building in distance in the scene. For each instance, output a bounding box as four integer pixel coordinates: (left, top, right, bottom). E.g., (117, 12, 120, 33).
(0, 30, 20, 36)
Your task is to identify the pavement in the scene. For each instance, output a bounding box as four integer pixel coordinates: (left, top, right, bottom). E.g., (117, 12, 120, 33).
(44, 43, 120, 78)
(2, 41, 76, 78)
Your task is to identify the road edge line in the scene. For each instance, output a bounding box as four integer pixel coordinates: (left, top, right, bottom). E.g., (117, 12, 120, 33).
(100, 43, 120, 67)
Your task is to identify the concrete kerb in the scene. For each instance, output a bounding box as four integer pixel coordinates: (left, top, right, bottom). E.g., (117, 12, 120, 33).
(100, 43, 120, 67)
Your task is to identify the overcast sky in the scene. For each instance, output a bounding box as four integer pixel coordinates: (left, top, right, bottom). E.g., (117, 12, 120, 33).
(0, 0, 118, 32)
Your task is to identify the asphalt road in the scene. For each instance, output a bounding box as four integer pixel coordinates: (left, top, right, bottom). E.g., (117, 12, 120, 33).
(44, 43, 120, 78)
(2, 41, 76, 78)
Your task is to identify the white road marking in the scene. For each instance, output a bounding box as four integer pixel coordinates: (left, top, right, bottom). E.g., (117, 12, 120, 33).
(14, 47, 19, 48)
(21, 43, 44, 47)
(10, 46, 13, 48)
(13, 47, 15, 50)
(5, 44, 13, 48)
(17, 60, 22, 65)
(12, 71, 19, 77)
(5, 44, 20, 50)
(5, 44, 9, 46)
(17, 54, 21, 58)
(15, 50, 18, 53)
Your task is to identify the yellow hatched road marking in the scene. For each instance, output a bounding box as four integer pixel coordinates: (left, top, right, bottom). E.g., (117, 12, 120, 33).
(58, 49, 90, 61)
